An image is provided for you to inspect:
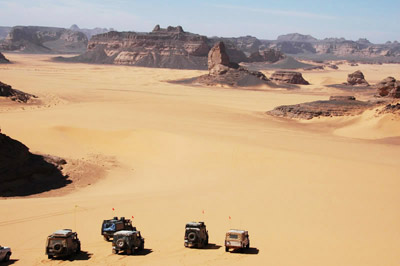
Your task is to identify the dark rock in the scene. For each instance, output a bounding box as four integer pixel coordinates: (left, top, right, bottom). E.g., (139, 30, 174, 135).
(0, 81, 36, 103)
(376, 77, 400, 98)
(0, 133, 69, 197)
(0, 52, 9, 63)
(327, 64, 338, 69)
(329, 96, 356, 101)
(268, 97, 375, 120)
(379, 103, 400, 115)
(270, 71, 310, 85)
(347, 70, 369, 86)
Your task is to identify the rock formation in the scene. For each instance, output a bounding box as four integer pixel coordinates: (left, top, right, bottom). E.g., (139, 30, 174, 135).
(376, 77, 400, 98)
(69, 24, 112, 39)
(248, 49, 285, 63)
(0, 81, 36, 102)
(270, 71, 310, 85)
(193, 42, 270, 87)
(268, 96, 375, 119)
(0, 52, 9, 63)
(347, 70, 369, 86)
(56, 25, 210, 69)
(0, 26, 88, 53)
(0, 132, 69, 197)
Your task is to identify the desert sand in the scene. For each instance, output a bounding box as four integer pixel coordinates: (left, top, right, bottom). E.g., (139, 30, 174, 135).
(1, 54, 400, 265)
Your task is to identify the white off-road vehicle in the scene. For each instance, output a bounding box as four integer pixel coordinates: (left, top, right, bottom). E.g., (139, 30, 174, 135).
(0, 245, 12, 262)
(224, 229, 250, 252)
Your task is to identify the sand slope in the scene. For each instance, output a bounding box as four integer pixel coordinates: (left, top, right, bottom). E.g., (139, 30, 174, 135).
(0, 54, 400, 265)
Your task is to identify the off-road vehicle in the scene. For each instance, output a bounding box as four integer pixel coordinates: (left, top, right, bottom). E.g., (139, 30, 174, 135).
(0, 245, 12, 262)
(184, 221, 209, 248)
(224, 229, 250, 252)
(101, 216, 135, 241)
(112, 230, 144, 255)
(46, 229, 81, 259)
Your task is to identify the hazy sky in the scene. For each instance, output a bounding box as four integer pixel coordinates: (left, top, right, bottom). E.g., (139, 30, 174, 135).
(1, 0, 399, 43)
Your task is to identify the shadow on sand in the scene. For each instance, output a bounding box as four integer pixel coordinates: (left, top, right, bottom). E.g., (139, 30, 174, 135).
(51, 251, 92, 261)
(3, 259, 19, 265)
(230, 247, 259, 255)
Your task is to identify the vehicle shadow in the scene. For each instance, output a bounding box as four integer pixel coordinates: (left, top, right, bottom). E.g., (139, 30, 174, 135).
(230, 247, 259, 255)
(134, 248, 153, 256)
(203, 243, 221, 250)
(3, 259, 19, 265)
(52, 251, 92, 261)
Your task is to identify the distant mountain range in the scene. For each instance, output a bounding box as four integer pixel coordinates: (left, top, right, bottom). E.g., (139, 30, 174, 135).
(1, 25, 399, 65)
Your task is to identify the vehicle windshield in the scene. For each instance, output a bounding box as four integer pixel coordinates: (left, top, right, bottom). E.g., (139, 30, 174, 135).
(227, 233, 240, 240)
(103, 222, 116, 231)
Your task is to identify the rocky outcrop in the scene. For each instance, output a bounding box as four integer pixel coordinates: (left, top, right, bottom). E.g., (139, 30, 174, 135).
(268, 96, 375, 119)
(0, 26, 88, 53)
(379, 103, 400, 115)
(0, 52, 9, 63)
(69, 24, 112, 39)
(347, 70, 369, 86)
(270, 71, 310, 85)
(172, 42, 271, 87)
(248, 49, 285, 63)
(56, 25, 210, 69)
(0, 81, 36, 102)
(375, 77, 400, 98)
(277, 33, 318, 43)
(0, 133, 69, 197)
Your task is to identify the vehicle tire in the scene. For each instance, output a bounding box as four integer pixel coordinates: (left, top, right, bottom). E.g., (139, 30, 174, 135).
(76, 243, 81, 254)
(246, 241, 250, 249)
(187, 232, 197, 242)
(104, 236, 109, 242)
(53, 244, 62, 252)
(4, 252, 11, 262)
(225, 247, 229, 252)
(139, 241, 144, 250)
(48, 255, 54, 259)
(116, 239, 125, 248)
(126, 248, 132, 255)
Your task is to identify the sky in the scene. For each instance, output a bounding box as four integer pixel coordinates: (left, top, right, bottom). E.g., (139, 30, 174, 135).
(0, 0, 399, 43)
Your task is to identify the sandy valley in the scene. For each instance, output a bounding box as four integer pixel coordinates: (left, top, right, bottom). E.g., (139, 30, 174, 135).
(1, 53, 400, 265)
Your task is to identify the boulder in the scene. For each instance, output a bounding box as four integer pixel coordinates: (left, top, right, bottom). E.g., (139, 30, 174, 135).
(347, 70, 369, 86)
(0, 81, 36, 103)
(376, 77, 400, 98)
(270, 71, 310, 85)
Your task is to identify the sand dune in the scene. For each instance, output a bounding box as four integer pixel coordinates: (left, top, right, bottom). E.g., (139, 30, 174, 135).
(0, 54, 400, 265)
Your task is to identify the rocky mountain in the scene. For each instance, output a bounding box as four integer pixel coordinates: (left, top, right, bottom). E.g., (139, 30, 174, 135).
(69, 24, 113, 39)
(0, 26, 88, 53)
(0, 26, 12, 40)
(56, 25, 210, 69)
(267, 34, 400, 60)
(0, 132, 68, 197)
(55, 26, 286, 69)
(277, 33, 318, 43)
(0, 52, 9, 63)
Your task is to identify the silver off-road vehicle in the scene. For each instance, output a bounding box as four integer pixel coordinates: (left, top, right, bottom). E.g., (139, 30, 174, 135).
(101, 216, 135, 241)
(46, 229, 81, 259)
(184, 222, 209, 248)
(0, 245, 12, 262)
(112, 230, 144, 255)
(224, 229, 250, 252)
